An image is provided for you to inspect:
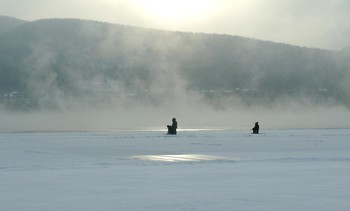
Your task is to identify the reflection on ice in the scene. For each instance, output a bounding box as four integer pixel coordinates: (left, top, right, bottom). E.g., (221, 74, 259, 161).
(129, 154, 239, 162)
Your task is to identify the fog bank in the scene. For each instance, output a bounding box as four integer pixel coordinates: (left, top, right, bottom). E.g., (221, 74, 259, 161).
(1, 105, 350, 133)
(1, 18, 350, 132)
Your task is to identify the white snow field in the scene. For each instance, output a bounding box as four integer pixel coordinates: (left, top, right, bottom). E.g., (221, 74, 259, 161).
(1, 129, 350, 211)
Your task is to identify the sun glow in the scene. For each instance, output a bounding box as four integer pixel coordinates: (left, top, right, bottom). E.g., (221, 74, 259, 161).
(137, 0, 215, 22)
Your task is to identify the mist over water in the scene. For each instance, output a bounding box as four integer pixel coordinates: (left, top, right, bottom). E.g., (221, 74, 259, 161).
(1, 18, 350, 132)
(1, 105, 350, 132)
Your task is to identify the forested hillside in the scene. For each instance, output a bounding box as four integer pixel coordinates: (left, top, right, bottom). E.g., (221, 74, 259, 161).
(1, 17, 349, 110)
(0, 16, 26, 34)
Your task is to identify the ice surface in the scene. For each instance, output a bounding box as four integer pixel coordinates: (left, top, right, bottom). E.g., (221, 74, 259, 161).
(1, 129, 350, 210)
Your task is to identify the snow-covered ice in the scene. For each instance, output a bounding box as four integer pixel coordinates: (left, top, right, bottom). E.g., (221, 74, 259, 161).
(1, 129, 350, 210)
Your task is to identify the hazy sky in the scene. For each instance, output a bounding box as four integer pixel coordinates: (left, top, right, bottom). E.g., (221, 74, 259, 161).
(1, 0, 349, 50)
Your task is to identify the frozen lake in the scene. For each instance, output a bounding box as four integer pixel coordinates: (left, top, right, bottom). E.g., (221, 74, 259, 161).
(1, 129, 350, 210)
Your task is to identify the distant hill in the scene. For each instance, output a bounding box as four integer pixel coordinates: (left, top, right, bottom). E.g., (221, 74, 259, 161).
(0, 17, 349, 110)
(341, 46, 350, 53)
(0, 16, 26, 34)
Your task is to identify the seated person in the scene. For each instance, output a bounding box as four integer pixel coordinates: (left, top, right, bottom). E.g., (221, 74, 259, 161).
(167, 118, 177, 135)
(252, 122, 259, 134)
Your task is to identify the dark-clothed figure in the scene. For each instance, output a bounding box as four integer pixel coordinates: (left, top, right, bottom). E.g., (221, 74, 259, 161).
(167, 118, 177, 135)
(252, 122, 259, 134)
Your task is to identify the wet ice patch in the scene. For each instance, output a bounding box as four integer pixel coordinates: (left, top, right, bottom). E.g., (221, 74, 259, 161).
(128, 154, 240, 162)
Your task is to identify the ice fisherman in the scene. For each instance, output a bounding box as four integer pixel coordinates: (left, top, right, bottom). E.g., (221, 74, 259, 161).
(167, 118, 177, 135)
(252, 122, 259, 134)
